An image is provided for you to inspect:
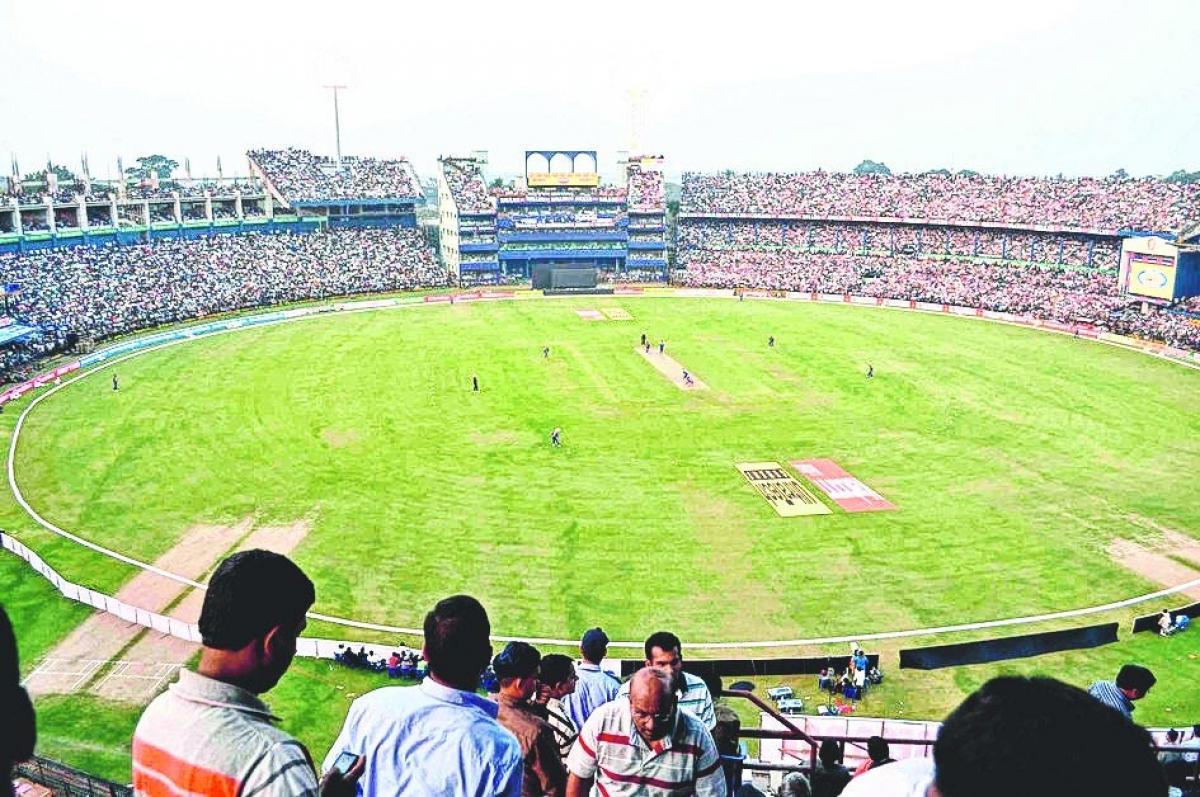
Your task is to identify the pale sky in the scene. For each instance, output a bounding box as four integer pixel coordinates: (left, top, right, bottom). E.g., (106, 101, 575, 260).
(1, 0, 1196, 184)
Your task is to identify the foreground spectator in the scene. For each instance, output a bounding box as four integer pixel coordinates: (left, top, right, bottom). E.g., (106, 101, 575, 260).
(841, 676, 1166, 796)
(561, 627, 620, 729)
(566, 668, 726, 796)
(1088, 664, 1156, 720)
(1, 605, 36, 797)
(618, 630, 717, 729)
(852, 736, 895, 777)
(778, 773, 812, 797)
(493, 642, 567, 797)
(132, 551, 360, 797)
(532, 653, 579, 765)
(323, 595, 522, 796)
(811, 740, 851, 797)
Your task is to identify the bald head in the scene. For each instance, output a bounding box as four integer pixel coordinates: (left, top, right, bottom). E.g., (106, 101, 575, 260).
(629, 668, 676, 743)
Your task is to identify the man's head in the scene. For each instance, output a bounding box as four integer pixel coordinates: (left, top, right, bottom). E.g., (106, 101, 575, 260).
(422, 595, 492, 691)
(2, 605, 36, 795)
(197, 550, 315, 694)
(867, 735, 890, 763)
(581, 627, 609, 664)
(933, 676, 1165, 797)
(1115, 664, 1156, 700)
(492, 641, 541, 701)
(1166, 729, 1179, 743)
(538, 653, 577, 700)
(643, 630, 684, 692)
(818, 739, 842, 768)
(628, 667, 677, 744)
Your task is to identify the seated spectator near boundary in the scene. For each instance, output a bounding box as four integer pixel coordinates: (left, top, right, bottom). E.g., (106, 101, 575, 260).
(566, 667, 726, 797)
(1088, 664, 1156, 721)
(2, 604, 36, 797)
(493, 642, 567, 797)
(841, 676, 1166, 796)
(532, 653, 579, 766)
(852, 736, 895, 778)
(322, 595, 522, 796)
(561, 627, 620, 730)
(131, 551, 362, 797)
(618, 630, 717, 729)
(811, 739, 851, 797)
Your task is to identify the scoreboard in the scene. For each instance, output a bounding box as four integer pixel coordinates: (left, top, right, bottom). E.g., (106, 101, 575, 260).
(1119, 236, 1181, 301)
(524, 150, 599, 188)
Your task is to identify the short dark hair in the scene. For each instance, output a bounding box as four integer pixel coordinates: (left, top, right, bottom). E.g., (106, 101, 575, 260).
(539, 653, 574, 686)
(818, 739, 842, 767)
(199, 550, 315, 650)
(492, 641, 540, 681)
(423, 595, 491, 685)
(867, 736, 889, 762)
(1115, 664, 1156, 694)
(934, 676, 1165, 797)
(644, 631, 682, 660)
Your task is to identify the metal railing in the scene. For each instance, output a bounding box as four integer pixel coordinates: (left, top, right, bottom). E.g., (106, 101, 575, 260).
(14, 755, 131, 797)
(720, 688, 936, 786)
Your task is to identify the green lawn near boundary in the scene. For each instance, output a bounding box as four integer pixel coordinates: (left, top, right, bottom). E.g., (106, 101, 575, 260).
(10, 296, 1200, 645)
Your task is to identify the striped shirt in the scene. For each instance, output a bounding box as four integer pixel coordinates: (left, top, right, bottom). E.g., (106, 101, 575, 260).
(566, 696, 726, 796)
(562, 662, 622, 730)
(618, 671, 716, 730)
(132, 669, 318, 797)
(545, 698, 578, 763)
(1088, 680, 1135, 719)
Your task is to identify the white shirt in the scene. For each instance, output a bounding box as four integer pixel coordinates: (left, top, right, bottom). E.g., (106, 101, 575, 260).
(840, 758, 935, 797)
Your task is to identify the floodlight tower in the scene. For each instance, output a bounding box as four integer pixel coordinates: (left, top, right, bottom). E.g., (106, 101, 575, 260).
(323, 84, 347, 169)
(627, 88, 648, 155)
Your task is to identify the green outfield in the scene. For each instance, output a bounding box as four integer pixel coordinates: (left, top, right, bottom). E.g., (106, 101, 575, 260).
(3, 294, 1200, 781)
(12, 296, 1200, 640)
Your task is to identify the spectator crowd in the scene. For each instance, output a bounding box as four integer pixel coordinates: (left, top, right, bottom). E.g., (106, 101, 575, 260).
(678, 220, 1121, 269)
(249, 148, 420, 203)
(627, 167, 665, 212)
(1, 547, 1188, 797)
(443, 160, 496, 214)
(676, 250, 1200, 351)
(0, 227, 445, 383)
(681, 171, 1200, 232)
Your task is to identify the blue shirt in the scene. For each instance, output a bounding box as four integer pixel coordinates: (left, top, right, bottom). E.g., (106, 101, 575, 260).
(1087, 680, 1135, 720)
(561, 661, 621, 730)
(323, 678, 523, 797)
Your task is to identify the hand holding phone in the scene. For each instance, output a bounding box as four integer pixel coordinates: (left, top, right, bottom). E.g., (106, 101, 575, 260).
(321, 751, 365, 797)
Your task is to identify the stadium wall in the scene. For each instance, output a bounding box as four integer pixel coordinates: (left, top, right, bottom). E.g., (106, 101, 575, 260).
(897, 623, 1119, 669)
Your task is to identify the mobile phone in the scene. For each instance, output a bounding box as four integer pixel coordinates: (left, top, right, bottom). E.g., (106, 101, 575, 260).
(332, 751, 361, 776)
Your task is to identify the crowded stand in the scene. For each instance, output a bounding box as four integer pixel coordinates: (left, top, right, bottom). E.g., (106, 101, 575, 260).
(628, 167, 665, 211)
(0, 227, 444, 383)
(249, 148, 420, 202)
(682, 171, 1200, 232)
(676, 250, 1200, 350)
(681, 219, 1122, 269)
(442, 159, 494, 214)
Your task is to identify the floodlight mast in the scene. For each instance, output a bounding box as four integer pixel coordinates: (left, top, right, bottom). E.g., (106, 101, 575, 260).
(324, 84, 347, 169)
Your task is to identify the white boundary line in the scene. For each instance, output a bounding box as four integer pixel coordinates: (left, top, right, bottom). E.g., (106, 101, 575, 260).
(6, 290, 1200, 649)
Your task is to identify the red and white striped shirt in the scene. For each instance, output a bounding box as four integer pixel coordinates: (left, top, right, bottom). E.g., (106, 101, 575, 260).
(566, 697, 726, 796)
(132, 669, 319, 797)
